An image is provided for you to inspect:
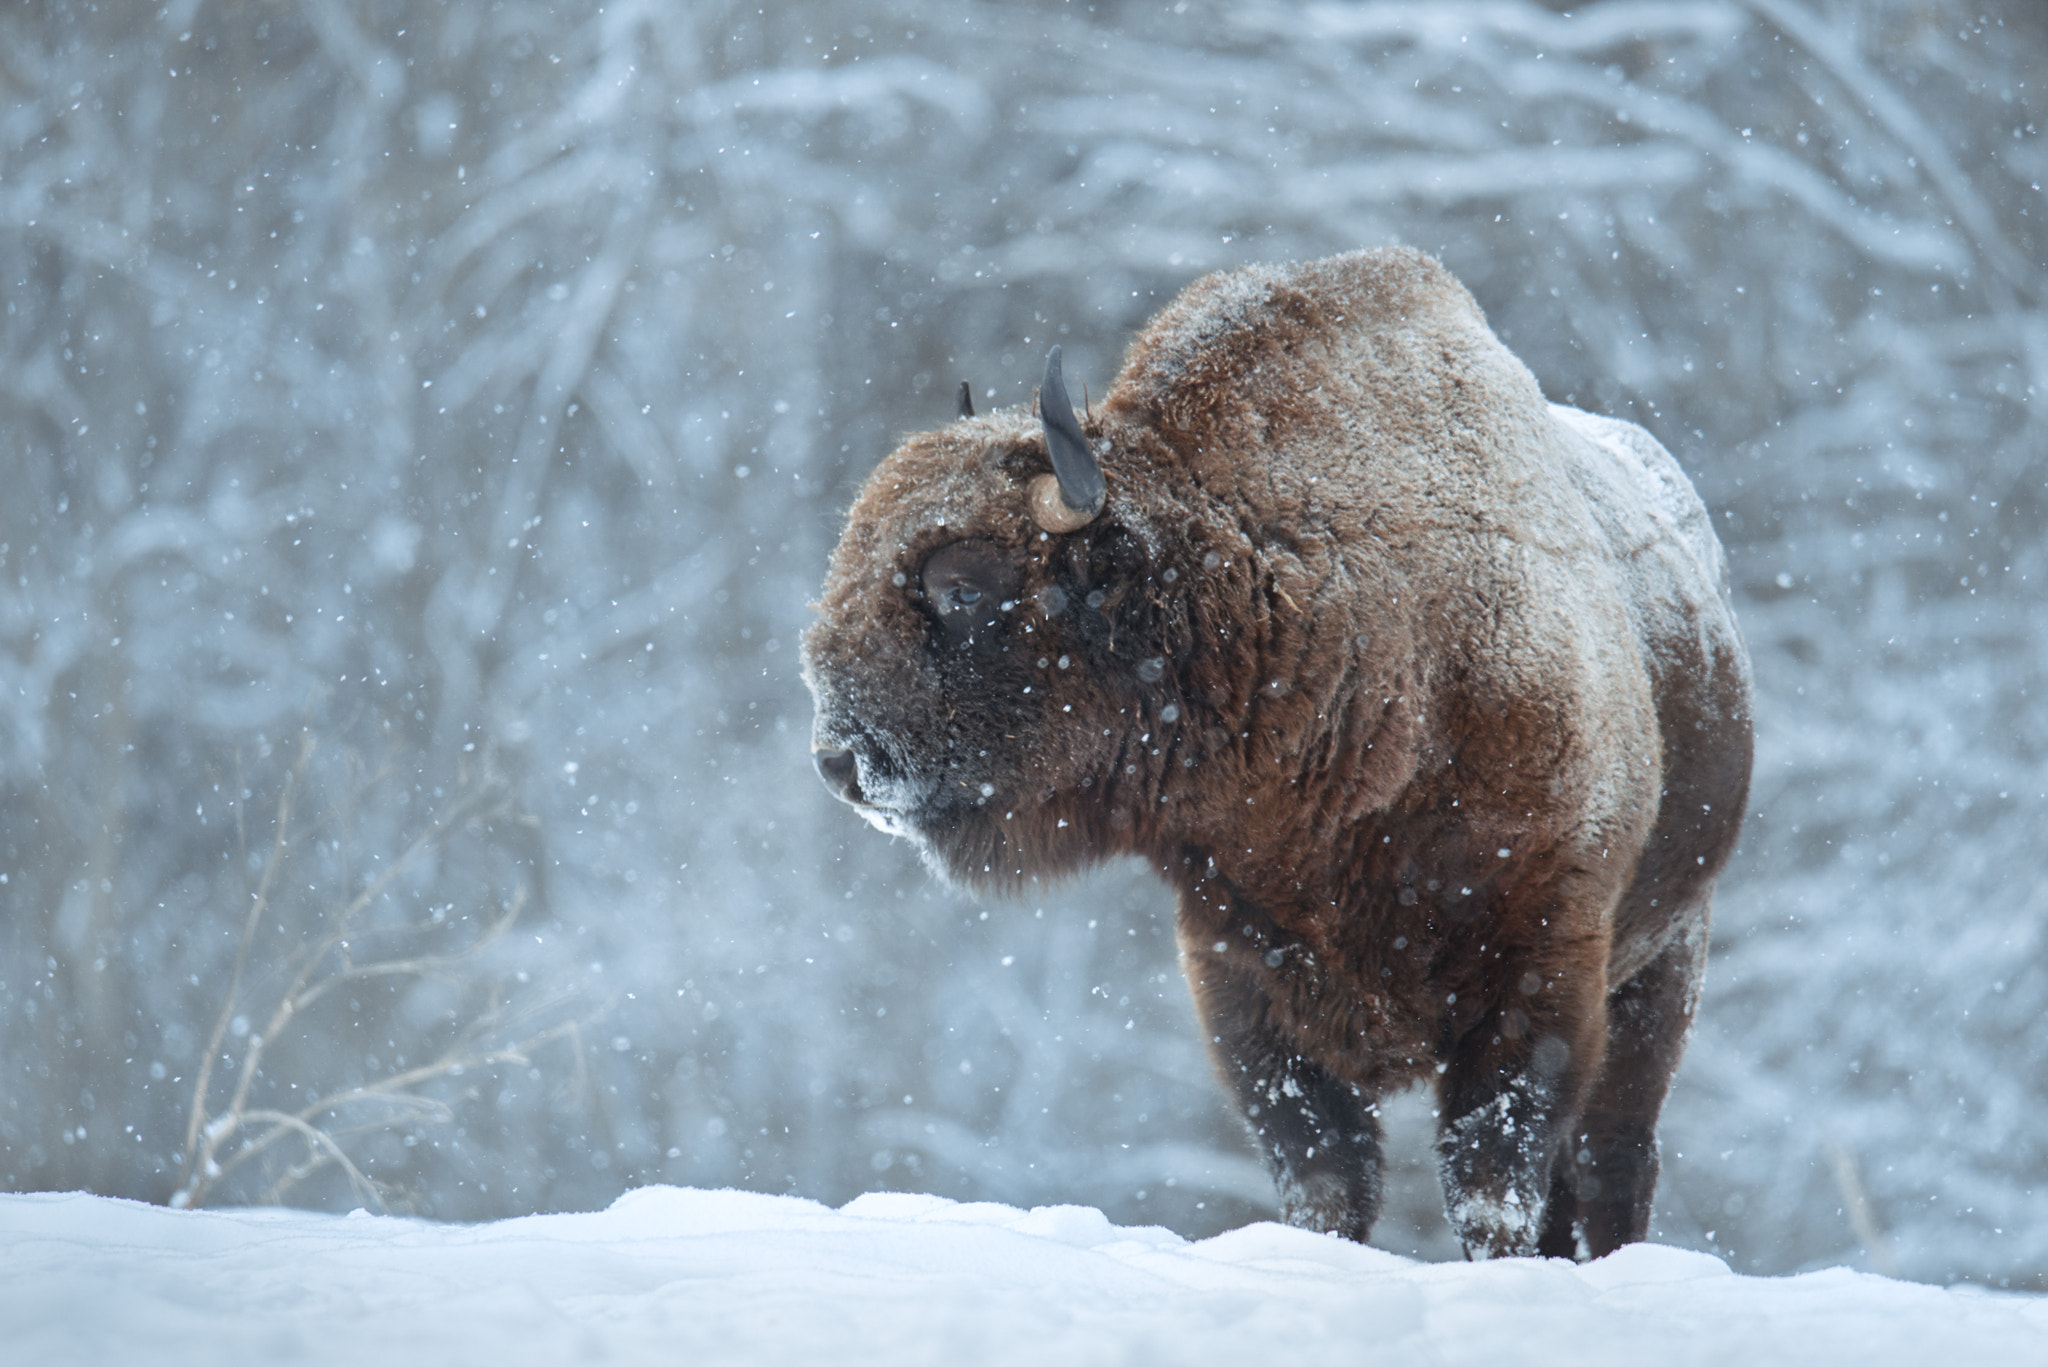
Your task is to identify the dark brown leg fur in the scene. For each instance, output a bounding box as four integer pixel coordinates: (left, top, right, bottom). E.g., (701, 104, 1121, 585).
(1436, 971, 1606, 1260)
(1191, 972, 1385, 1241)
(1535, 1161, 1585, 1259)
(1548, 923, 1707, 1257)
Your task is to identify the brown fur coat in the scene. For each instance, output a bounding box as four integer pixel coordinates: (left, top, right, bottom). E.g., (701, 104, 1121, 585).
(803, 247, 1753, 1259)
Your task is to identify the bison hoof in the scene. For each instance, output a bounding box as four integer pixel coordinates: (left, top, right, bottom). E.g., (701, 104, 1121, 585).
(1277, 1169, 1376, 1243)
(1443, 1183, 1547, 1260)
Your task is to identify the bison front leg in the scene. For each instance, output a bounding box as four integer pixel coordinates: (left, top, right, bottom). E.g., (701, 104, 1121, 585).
(1189, 972, 1385, 1241)
(1435, 978, 1605, 1261)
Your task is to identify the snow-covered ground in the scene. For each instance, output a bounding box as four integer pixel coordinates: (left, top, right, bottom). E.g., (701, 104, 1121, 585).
(5, 1188, 2042, 1366)
(5, 0, 2045, 1288)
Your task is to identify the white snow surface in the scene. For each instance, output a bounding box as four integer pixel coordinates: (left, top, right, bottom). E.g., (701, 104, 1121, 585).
(6, 1188, 2043, 1366)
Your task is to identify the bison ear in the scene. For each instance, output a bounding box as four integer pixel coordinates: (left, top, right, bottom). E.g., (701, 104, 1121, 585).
(1033, 346, 1106, 533)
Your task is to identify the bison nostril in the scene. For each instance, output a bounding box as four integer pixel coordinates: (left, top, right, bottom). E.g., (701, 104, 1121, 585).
(813, 746, 860, 801)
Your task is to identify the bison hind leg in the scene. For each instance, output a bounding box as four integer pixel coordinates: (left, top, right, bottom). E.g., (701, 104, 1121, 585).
(1535, 1165, 1589, 1260)
(1552, 920, 1709, 1258)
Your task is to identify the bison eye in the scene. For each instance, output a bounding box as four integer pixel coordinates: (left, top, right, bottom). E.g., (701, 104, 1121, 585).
(921, 539, 1020, 645)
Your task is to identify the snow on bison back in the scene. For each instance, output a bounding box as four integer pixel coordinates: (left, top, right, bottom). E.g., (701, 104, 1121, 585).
(802, 247, 1753, 1261)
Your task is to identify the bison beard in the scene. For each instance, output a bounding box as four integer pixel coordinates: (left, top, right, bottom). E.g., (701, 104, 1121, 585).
(802, 248, 1753, 1261)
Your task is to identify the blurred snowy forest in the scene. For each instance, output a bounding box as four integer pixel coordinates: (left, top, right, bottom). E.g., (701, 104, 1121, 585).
(2, 0, 2043, 1285)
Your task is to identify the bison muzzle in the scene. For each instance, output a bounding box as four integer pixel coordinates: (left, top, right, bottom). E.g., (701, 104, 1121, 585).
(802, 248, 1753, 1261)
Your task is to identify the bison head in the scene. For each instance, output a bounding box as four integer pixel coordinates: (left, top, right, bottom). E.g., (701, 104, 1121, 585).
(802, 347, 1219, 887)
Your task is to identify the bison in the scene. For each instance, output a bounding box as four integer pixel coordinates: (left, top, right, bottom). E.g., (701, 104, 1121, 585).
(801, 247, 1752, 1260)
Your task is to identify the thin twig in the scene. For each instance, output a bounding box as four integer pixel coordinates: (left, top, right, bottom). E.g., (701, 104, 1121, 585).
(288, 889, 525, 1017)
(178, 732, 316, 1186)
(233, 1109, 383, 1209)
(1826, 1141, 1901, 1278)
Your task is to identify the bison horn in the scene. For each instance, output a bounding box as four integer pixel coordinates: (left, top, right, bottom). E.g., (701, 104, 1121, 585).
(1032, 345, 1105, 533)
(956, 381, 975, 419)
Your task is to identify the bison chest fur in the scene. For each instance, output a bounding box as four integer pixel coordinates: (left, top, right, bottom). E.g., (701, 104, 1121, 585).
(803, 247, 1753, 1261)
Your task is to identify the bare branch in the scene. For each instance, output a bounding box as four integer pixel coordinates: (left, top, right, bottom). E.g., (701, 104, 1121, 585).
(231, 1109, 384, 1210)
(178, 731, 317, 1187)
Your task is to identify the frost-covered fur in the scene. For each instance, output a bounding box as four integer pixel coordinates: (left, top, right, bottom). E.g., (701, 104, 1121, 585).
(803, 248, 1753, 1260)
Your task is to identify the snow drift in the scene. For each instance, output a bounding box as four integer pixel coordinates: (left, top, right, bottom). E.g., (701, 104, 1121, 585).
(5, 1188, 2043, 1366)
